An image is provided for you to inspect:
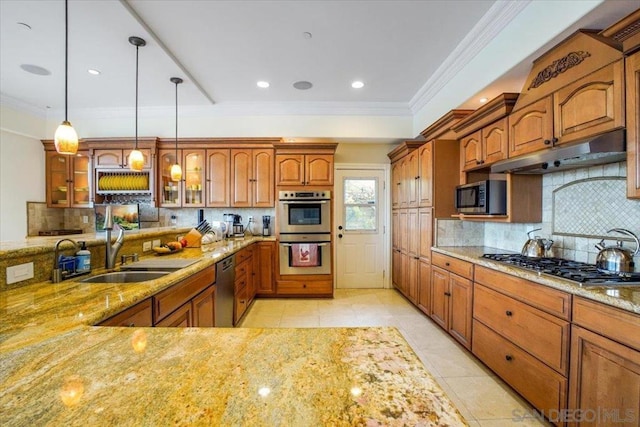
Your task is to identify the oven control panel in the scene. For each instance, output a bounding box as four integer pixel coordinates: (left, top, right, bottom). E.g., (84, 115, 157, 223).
(278, 190, 331, 200)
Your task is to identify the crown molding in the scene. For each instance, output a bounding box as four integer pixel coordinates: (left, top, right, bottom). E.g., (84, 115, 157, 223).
(46, 101, 413, 120)
(409, 0, 531, 113)
(0, 93, 48, 118)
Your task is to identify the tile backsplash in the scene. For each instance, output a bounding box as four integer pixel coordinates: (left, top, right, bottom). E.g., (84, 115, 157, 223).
(439, 161, 640, 266)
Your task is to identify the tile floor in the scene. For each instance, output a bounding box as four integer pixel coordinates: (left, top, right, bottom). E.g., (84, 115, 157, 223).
(239, 288, 551, 426)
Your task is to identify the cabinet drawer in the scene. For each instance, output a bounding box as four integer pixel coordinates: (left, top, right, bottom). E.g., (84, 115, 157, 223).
(234, 284, 248, 325)
(155, 302, 192, 327)
(97, 298, 153, 327)
(473, 320, 567, 415)
(432, 252, 473, 279)
(277, 280, 333, 295)
(234, 273, 249, 295)
(475, 265, 571, 319)
(235, 246, 254, 264)
(474, 284, 569, 374)
(154, 266, 215, 323)
(235, 258, 251, 280)
(572, 297, 640, 351)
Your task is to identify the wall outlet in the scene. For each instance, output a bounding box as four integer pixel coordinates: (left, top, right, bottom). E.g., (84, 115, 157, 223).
(152, 239, 161, 248)
(82, 215, 89, 224)
(7, 262, 34, 285)
(143, 241, 152, 252)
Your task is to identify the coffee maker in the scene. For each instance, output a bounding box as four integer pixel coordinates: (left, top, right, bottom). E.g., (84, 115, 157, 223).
(262, 215, 271, 236)
(233, 214, 244, 237)
(223, 213, 234, 238)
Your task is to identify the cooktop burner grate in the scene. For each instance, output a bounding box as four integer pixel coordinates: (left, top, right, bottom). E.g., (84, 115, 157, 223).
(481, 253, 640, 286)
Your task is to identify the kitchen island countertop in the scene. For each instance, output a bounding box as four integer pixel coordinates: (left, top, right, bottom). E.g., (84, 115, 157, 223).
(1, 326, 467, 426)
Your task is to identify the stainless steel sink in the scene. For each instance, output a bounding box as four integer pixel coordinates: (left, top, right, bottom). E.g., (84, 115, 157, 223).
(80, 271, 170, 283)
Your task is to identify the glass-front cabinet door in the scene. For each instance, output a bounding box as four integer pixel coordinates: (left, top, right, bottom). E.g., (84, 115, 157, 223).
(71, 152, 91, 207)
(46, 152, 71, 207)
(183, 149, 205, 207)
(158, 149, 181, 207)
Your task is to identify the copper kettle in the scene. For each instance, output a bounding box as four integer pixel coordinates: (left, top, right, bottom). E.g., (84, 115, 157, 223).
(595, 228, 639, 273)
(521, 228, 554, 258)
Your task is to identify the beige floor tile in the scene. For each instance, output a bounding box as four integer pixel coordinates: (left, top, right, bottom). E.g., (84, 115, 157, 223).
(239, 313, 282, 328)
(436, 377, 478, 425)
(278, 315, 321, 328)
(478, 417, 551, 426)
(318, 315, 368, 327)
(442, 376, 533, 420)
(422, 344, 494, 377)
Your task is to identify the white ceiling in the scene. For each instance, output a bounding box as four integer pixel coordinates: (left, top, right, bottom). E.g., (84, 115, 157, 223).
(1, 1, 638, 126)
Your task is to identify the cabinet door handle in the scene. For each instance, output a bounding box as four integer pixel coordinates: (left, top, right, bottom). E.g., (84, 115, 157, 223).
(445, 262, 450, 266)
(414, 256, 419, 260)
(303, 284, 307, 288)
(506, 310, 513, 316)
(505, 355, 513, 361)
(552, 137, 558, 144)
(543, 139, 551, 145)
(444, 292, 451, 296)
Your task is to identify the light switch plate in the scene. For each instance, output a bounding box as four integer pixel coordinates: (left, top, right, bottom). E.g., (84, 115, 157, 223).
(143, 241, 152, 252)
(7, 262, 34, 284)
(152, 239, 161, 248)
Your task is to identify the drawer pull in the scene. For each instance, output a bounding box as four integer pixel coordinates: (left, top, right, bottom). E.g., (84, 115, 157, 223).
(505, 310, 513, 316)
(444, 292, 451, 297)
(303, 284, 307, 288)
(445, 262, 450, 266)
(505, 355, 513, 361)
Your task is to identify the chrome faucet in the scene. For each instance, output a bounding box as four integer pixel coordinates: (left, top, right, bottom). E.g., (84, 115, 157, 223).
(52, 238, 79, 283)
(104, 205, 125, 269)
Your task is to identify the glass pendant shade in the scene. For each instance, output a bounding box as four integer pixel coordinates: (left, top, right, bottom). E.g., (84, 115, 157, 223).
(170, 163, 183, 181)
(128, 149, 145, 171)
(54, 120, 78, 155)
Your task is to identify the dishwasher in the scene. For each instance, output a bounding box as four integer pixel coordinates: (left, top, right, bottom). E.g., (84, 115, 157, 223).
(215, 255, 235, 327)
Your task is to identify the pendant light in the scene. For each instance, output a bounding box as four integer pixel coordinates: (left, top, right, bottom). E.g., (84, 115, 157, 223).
(128, 36, 146, 171)
(170, 77, 183, 182)
(54, 0, 78, 155)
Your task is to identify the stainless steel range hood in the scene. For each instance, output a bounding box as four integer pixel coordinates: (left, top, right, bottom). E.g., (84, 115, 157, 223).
(491, 129, 626, 174)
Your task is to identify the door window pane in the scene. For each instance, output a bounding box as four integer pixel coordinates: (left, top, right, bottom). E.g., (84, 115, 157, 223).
(344, 178, 377, 231)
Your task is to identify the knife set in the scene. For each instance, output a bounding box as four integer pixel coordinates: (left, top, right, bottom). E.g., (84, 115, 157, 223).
(183, 220, 212, 247)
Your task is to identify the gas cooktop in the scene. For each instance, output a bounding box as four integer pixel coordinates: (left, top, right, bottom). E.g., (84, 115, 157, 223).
(481, 253, 640, 287)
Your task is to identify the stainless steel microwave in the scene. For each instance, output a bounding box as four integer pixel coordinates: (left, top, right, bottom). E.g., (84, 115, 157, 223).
(455, 180, 507, 215)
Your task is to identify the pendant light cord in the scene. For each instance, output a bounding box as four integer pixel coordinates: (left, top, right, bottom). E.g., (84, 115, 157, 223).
(175, 81, 178, 159)
(134, 43, 139, 150)
(64, 0, 69, 122)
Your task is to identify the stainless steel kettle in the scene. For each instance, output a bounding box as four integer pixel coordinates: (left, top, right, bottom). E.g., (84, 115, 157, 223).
(521, 228, 554, 258)
(595, 228, 639, 273)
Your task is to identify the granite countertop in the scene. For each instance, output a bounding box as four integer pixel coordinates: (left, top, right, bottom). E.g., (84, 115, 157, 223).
(0, 326, 467, 426)
(432, 246, 640, 314)
(0, 236, 272, 353)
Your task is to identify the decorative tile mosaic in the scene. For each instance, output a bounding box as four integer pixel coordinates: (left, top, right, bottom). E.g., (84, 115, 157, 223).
(553, 177, 640, 239)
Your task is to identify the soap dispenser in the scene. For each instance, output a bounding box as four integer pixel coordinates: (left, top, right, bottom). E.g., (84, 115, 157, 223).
(76, 242, 91, 273)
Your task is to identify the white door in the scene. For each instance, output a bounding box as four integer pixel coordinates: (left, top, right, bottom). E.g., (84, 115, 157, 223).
(335, 168, 387, 288)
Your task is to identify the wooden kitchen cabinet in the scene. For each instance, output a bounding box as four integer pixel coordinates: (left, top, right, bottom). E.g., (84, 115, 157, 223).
(418, 208, 433, 263)
(417, 260, 431, 316)
(192, 285, 216, 327)
(391, 160, 402, 208)
(405, 150, 419, 208)
(430, 253, 474, 349)
(231, 148, 274, 207)
(275, 153, 334, 186)
(417, 139, 460, 216)
(460, 118, 509, 172)
(472, 265, 572, 420)
(206, 148, 230, 207)
(568, 297, 640, 426)
(155, 302, 192, 327)
(45, 150, 92, 208)
(276, 279, 333, 295)
(153, 266, 215, 326)
(158, 148, 206, 207)
(627, 50, 640, 199)
(508, 96, 554, 157)
(553, 60, 624, 145)
(255, 241, 276, 296)
(417, 143, 432, 206)
(94, 147, 153, 169)
(97, 298, 153, 327)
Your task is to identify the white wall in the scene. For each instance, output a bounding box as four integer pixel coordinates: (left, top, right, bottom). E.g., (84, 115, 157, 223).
(0, 106, 47, 241)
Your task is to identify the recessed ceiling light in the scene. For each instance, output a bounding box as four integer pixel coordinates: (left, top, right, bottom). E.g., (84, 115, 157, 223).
(20, 64, 51, 76)
(351, 81, 364, 89)
(303, 32, 312, 39)
(293, 81, 313, 90)
(88, 69, 101, 75)
(479, 97, 488, 103)
(257, 81, 270, 88)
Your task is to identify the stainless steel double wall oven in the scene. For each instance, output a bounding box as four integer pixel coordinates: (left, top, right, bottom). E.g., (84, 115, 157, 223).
(277, 190, 331, 275)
